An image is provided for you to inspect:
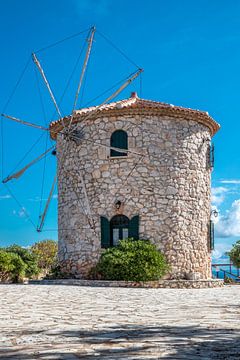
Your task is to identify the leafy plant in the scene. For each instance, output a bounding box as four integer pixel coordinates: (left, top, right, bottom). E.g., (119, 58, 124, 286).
(0, 250, 15, 282)
(8, 253, 27, 283)
(0, 249, 26, 282)
(93, 239, 170, 281)
(45, 264, 70, 279)
(5, 244, 39, 278)
(224, 276, 234, 284)
(226, 240, 240, 268)
(31, 239, 58, 271)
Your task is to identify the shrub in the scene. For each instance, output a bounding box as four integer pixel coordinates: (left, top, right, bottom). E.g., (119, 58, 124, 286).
(0, 250, 15, 282)
(0, 249, 26, 282)
(93, 239, 170, 281)
(31, 239, 58, 272)
(5, 244, 40, 278)
(226, 240, 240, 268)
(8, 253, 27, 283)
(45, 264, 70, 280)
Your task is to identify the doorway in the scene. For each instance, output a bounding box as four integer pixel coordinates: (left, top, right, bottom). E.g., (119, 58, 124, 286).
(110, 215, 129, 246)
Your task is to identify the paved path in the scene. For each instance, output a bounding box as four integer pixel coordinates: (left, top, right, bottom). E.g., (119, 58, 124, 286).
(0, 284, 240, 359)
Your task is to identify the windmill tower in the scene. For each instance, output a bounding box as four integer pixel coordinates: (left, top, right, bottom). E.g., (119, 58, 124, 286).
(50, 91, 220, 279)
(2, 27, 220, 280)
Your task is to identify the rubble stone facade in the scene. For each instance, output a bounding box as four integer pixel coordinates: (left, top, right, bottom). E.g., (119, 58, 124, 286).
(51, 94, 220, 279)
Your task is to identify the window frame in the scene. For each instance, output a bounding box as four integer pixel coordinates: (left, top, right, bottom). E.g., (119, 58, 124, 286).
(110, 129, 128, 158)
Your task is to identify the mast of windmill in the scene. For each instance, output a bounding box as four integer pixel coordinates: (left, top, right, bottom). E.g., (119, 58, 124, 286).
(1, 26, 143, 234)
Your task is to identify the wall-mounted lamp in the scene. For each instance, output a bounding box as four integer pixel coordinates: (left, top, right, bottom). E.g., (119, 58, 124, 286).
(115, 200, 122, 210)
(211, 209, 218, 218)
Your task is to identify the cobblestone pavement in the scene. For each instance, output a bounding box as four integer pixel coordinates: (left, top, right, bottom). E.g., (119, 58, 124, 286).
(0, 284, 240, 359)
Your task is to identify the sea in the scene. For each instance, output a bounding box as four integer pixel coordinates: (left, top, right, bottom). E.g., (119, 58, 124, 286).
(211, 255, 240, 280)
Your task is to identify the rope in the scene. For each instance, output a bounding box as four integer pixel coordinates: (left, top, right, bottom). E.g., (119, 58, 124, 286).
(113, 155, 144, 204)
(97, 30, 141, 69)
(38, 133, 49, 224)
(1, 56, 31, 179)
(7, 132, 45, 176)
(49, 38, 87, 121)
(34, 28, 90, 54)
(66, 69, 142, 138)
(1, 57, 31, 114)
(83, 71, 139, 108)
(4, 183, 37, 230)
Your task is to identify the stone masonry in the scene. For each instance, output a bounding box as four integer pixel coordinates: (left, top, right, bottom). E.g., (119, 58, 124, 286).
(50, 93, 220, 279)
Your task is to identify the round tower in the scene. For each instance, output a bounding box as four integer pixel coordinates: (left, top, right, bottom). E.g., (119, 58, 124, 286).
(50, 92, 220, 279)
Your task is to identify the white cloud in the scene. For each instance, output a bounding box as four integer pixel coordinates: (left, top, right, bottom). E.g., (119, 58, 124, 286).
(220, 180, 240, 184)
(211, 186, 228, 206)
(28, 194, 58, 202)
(212, 243, 231, 261)
(28, 197, 42, 202)
(0, 194, 11, 200)
(215, 199, 240, 237)
(13, 207, 28, 219)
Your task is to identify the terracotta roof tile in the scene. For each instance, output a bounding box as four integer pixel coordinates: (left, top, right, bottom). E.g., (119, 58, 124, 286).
(50, 93, 220, 139)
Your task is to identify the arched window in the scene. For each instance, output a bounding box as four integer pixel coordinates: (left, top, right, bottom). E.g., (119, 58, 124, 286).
(110, 130, 128, 157)
(100, 215, 139, 248)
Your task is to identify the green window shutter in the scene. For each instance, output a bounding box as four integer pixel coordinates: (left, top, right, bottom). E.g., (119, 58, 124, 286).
(129, 215, 139, 240)
(209, 220, 214, 250)
(110, 130, 128, 157)
(207, 143, 214, 169)
(101, 216, 110, 248)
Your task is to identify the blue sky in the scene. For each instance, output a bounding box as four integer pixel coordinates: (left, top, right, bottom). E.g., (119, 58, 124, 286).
(0, 0, 240, 259)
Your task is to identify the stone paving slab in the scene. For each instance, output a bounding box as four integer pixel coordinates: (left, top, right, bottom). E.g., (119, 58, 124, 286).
(0, 284, 240, 359)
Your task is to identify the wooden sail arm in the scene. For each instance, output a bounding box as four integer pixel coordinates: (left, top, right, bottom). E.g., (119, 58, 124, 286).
(68, 68, 143, 135)
(102, 68, 143, 105)
(37, 174, 57, 232)
(72, 26, 96, 113)
(1, 114, 49, 131)
(2, 146, 54, 184)
(32, 53, 64, 123)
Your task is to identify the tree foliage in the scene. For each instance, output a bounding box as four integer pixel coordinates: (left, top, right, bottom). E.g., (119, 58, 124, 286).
(0, 240, 57, 282)
(0, 249, 26, 282)
(5, 244, 39, 278)
(31, 240, 57, 271)
(227, 240, 240, 268)
(93, 239, 170, 281)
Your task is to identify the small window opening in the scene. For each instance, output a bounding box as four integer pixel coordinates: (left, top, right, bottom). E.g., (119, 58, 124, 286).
(110, 130, 128, 157)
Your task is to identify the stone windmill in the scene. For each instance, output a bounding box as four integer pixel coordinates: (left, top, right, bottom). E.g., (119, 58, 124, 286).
(2, 27, 220, 280)
(50, 90, 220, 280)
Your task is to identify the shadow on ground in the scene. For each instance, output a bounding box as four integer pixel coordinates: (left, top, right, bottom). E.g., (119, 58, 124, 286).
(1, 324, 240, 359)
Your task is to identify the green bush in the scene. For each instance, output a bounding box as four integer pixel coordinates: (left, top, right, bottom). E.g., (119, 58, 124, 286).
(0, 241, 58, 282)
(5, 244, 39, 278)
(0, 250, 15, 282)
(226, 240, 240, 268)
(0, 249, 26, 282)
(31, 239, 58, 272)
(8, 253, 27, 283)
(93, 239, 170, 281)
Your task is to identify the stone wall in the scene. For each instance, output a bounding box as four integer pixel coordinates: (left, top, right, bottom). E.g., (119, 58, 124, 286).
(57, 113, 212, 279)
(30, 279, 224, 288)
